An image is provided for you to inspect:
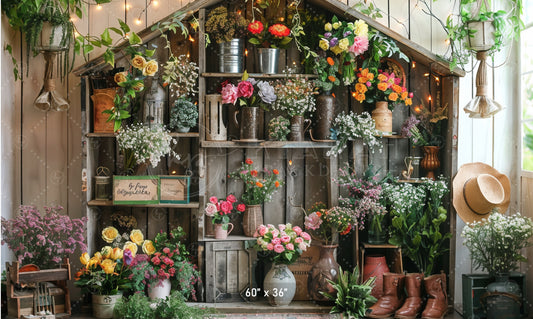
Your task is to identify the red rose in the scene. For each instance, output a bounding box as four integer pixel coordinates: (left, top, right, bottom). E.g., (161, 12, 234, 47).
(250, 170, 258, 177)
(268, 24, 290, 37)
(245, 158, 253, 165)
(237, 204, 246, 212)
(237, 80, 254, 98)
(272, 169, 279, 175)
(226, 194, 237, 203)
(248, 20, 264, 35)
(220, 201, 232, 214)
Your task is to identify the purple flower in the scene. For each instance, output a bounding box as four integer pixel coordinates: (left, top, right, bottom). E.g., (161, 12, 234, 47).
(324, 32, 332, 38)
(400, 115, 420, 137)
(124, 249, 133, 266)
(329, 37, 338, 47)
(343, 31, 352, 37)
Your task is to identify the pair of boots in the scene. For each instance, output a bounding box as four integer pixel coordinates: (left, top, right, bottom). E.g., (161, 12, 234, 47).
(366, 272, 448, 319)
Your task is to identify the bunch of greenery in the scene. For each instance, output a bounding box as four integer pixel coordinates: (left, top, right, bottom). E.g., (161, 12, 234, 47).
(314, 56, 341, 93)
(155, 291, 212, 318)
(268, 116, 290, 141)
(322, 266, 377, 319)
(169, 98, 198, 130)
(113, 293, 154, 319)
(205, 6, 248, 44)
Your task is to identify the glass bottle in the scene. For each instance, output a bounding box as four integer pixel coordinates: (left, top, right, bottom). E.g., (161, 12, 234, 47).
(143, 75, 166, 126)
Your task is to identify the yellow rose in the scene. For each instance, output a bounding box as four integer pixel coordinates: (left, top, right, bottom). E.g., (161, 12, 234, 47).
(114, 72, 127, 84)
(87, 256, 100, 269)
(100, 259, 116, 274)
(132, 82, 145, 92)
(102, 226, 119, 243)
(129, 229, 144, 246)
(319, 39, 329, 51)
(142, 240, 156, 255)
(131, 55, 146, 70)
(331, 45, 344, 55)
(332, 22, 341, 30)
(142, 60, 158, 76)
(80, 252, 90, 266)
(94, 252, 103, 260)
(123, 241, 138, 257)
(324, 23, 332, 31)
(353, 20, 368, 37)
(110, 247, 123, 260)
(338, 38, 349, 51)
(101, 246, 113, 258)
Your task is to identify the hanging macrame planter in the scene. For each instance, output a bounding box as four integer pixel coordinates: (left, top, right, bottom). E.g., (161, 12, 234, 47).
(34, 51, 70, 111)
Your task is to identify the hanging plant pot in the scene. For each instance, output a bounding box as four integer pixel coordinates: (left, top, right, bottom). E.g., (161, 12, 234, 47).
(38, 22, 69, 52)
(466, 20, 496, 52)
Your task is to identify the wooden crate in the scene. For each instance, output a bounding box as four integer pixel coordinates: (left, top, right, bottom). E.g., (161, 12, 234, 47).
(204, 240, 257, 303)
(360, 243, 403, 274)
(288, 245, 321, 301)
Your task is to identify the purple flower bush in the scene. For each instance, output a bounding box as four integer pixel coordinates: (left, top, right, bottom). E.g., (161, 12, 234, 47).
(1, 205, 87, 269)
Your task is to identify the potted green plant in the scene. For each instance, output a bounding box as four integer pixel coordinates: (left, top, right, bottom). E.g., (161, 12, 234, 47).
(268, 115, 290, 141)
(169, 98, 199, 133)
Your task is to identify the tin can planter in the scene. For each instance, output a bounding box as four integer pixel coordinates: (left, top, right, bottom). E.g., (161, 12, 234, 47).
(307, 244, 339, 302)
(264, 263, 296, 306)
(148, 278, 172, 300)
(92, 293, 122, 319)
(243, 205, 263, 237)
(233, 107, 261, 141)
(289, 115, 311, 141)
(313, 92, 335, 140)
(371, 101, 392, 133)
(258, 48, 280, 74)
(218, 39, 244, 73)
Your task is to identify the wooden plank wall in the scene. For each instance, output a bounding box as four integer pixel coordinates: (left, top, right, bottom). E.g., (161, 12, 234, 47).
(520, 173, 533, 314)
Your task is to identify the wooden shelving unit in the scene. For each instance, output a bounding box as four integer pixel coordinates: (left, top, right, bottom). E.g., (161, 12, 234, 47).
(86, 132, 199, 138)
(202, 72, 318, 79)
(87, 200, 200, 208)
(201, 140, 335, 149)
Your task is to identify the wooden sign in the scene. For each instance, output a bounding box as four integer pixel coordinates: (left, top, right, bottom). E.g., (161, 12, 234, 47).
(113, 176, 159, 205)
(159, 175, 190, 204)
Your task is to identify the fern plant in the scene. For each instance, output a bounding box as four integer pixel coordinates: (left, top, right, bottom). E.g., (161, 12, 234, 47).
(321, 266, 377, 319)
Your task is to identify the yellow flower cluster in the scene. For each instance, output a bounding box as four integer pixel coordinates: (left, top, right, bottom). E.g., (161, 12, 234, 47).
(113, 55, 158, 85)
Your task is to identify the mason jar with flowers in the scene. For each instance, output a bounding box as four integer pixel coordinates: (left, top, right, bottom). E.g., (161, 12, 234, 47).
(304, 203, 355, 301)
(253, 223, 311, 306)
(353, 67, 413, 133)
(204, 194, 246, 239)
(221, 72, 277, 141)
(229, 158, 283, 236)
(248, 20, 292, 74)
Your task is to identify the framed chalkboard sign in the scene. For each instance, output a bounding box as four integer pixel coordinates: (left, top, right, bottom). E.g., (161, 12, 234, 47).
(113, 176, 160, 205)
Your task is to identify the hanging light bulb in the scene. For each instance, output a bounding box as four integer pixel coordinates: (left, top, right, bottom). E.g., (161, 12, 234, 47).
(96, 4, 102, 10)
(135, 18, 142, 25)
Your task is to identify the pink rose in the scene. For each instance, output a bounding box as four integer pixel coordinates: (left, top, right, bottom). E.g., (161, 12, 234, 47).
(205, 203, 217, 217)
(273, 244, 285, 253)
(298, 243, 308, 251)
(304, 212, 323, 230)
(281, 235, 291, 243)
(209, 196, 218, 204)
(237, 80, 254, 98)
(221, 83, 238, 104)
(163, 247, 170, 254)
(278, 224, 286, 231)
(301, 232, 311, 241)
(292, 226, 302, 235)
(271, 229, 279, 238)
(237, 204, 246, 212)
(267, 243, 274, 250)
(272, 237, 281, 245)
(220, 201, 232, 214)
(168, 267, 176, 276)
(286, 243, 294, 250)
(226, 194, 237, 203)
(348, 36, 369, 56)
(151, 256, 161, 265)
(295, 237, 303, 244)
(258, 225, 268, 236)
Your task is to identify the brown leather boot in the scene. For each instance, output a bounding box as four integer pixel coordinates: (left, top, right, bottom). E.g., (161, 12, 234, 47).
(366, 273, 405, 318)
(395, 273, 424, 319)
(421, 273, 448, 319)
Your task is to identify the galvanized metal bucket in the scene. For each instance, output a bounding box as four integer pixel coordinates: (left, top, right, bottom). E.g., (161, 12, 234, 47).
(258, 48, 280, 74)
(218, 38, 244, 73)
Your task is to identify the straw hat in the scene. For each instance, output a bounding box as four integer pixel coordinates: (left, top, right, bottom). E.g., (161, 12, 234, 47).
(452, 162, 510, 224)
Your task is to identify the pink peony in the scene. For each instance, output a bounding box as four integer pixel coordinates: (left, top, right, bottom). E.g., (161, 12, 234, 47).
(205, 203, 217, 217)
(237, 204, 246, 212)
(295, 237, 304, 244)
(258, 225, 268, 236)
(273, 244, 285, 253)
(221, 83, 238, 104)
(298, 242, 308, 251)
(278, 224, 286, 231)
(220, 201, 232, 214)
(292, 226, 302, 235)
(281, 235, 291, 243)
(348, 36, 369, 56)
(266, 243, 274, 250)
(226, 194, 237, 203)
(271, 229, 280, 238)
(237, 80, 254, 98)
(304, 212, 323, 230)
(272, 237, 281, 245)
(209, 196, 218, 204)
(301, 232, 311, 241)
(163, 247, 170, 254)
(286, 243, 294, 250)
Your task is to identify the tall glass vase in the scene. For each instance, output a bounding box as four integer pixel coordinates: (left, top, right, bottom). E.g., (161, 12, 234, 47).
(367, 214, 387, 245)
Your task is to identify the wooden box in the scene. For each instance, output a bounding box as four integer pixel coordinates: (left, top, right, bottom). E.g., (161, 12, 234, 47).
(159, 175, 190, 204)
(288, 245, 320, 300)
(204, 240, 257, 303)
(113, 175, 159, 205)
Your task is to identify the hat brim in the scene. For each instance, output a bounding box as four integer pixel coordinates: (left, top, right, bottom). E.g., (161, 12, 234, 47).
(452, 162, 510, 224)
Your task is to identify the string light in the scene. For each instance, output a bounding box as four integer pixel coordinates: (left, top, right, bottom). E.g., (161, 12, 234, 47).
(424, 73, 430, 77)
(96, 4, 102, 10)
(124, 3, 131, 11)
(153, 0, 159, 6)
(135, 18, 142, 25)
(414, 105, 422, 114)
(411, 61, 416, 69)
(245, 49, 248, 57)
(188, 34, 195, 42)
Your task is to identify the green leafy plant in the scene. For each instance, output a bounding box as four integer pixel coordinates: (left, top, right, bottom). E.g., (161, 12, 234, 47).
(154, 291, 212, 318)
(113, 293, 155, 319)
(314, 56, 341, 93)
(322, 266, 377, 318)
(268, 116, 290, 141)
(169, 98, 198, 130)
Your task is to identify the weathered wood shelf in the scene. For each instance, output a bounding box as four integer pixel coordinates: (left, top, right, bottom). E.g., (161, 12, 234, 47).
(201, 72, 318, 79)
(382, 134, 407, 139)
(201, 140, 335, 149)
(86, 132, 199, 138)
(87, 200, 199, 208)
(201, 235, 255, 242)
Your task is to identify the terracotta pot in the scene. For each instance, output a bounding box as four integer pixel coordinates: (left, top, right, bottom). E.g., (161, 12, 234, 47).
(313, 92, 335, 140)
(307, 244, 340, 302)
(214, 223, 234, 239)
(233, 107, 260, 141)
(243, 205, 263, 237)
(372, 101, 392, 133)
(363, 254, 390, 299)
(91, 88, 117, 133)
(421, 146, 440, 180)
(289, 115, 311, 141)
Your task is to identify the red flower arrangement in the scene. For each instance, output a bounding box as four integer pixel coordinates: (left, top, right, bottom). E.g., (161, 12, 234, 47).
(205, 195, 246, 229)
(353, 68, 413, 110)
(248, 20, 293, 49)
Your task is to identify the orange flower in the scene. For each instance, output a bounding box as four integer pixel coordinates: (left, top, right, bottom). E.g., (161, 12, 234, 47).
(268, 23, 291, 37)
(392, 84, 403, 93)
(358, 77, 368, 83)
(251, 170, 258, 177)
(367, 73, 374, 80)
(377, 74, 387, 82)
(355, 83, 367, 94)
(401, 91, 408, 100)
(389, 92, 399, 101)
(327, 57, 335, 65)
(332, 93, 336, 98)
(273, 169, 279, 175)
(377, 82, 388, 91)
(405, 98, 413, 106)
(355, 93, 366, 102)
(256, 182, 263, 188)
(328, 75, 336, 82)
(316, 211, 322, 217)
(275, 181, 280, 187)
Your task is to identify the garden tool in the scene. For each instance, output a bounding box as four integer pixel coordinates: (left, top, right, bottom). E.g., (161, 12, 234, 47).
(395, 273, 424, 319)
(366, 272, 405, 318)
(421, 273, 448, 319)
(34, 50, 69, 111)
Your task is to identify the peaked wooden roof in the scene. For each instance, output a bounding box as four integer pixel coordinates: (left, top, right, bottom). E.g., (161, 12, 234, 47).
(73, 0, 464, 77)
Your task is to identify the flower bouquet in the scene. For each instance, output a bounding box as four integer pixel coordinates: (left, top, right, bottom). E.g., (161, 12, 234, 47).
(327, 111, 382, 156)
(268, 115, 290, 141)
(400, 104, 448, 147)
(272, 69, 316, 117)
(205, 194, 246, 230)
(229, 158, 283, 205)
(248, 20, 293, 49)
(314, 56, 341, 93)
(220, 72, 277, 109)
(462, 212, 533, 275)
(1, 205, 87, 269)
(253, 223, 311, 264)
(353, 68, 413, 109)
(304, 202, 355, 245)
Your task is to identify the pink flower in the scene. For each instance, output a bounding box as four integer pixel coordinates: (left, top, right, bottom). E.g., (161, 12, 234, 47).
(168, 267, 176, 276)
(278, 224, 286, 231)
(226, 194, 237, 203)
(295, 237, 304, 244)
(348, 36, 369, 56)
(366, 81, 372, 87)
(286, 243, 294, 250)
(273, 244, 285, 253)
(237, 80, 254, 98)
(271, 229, 280, 238)
(209, 196, 218, 204)
(272, 237, 281, 245)
(220, 201, 232, 214)
(409, 92, 414, 98)
(267, 243, 274, 250)
(163, 247, 170, 254)
(301, 232, 311, 241)
(298, 243, 308, 251)
(258, 225, 268, 236)
(281, 235, 291, 243)
(237, 204, 246, 212)
(304, 212, 323, 230)
(221, 83, 238, 104)
(205, 203, 217, 217)
(151, 256, 161, 265)
(292, 226, 302, 235)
